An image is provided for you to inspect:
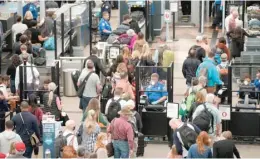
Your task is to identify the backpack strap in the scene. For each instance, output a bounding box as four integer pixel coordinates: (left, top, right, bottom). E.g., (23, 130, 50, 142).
(203, 104, 214, 133)
(65, 133, 74, 146)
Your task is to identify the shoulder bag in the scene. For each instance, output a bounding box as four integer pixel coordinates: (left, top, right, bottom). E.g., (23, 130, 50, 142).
(30, 57, 39, 90)
(19, 113, 40, 146)
(106, 119, 115, 157)
(77, 71, 94, 98)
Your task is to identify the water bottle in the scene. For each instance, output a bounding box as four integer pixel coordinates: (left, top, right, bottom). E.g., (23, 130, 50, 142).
(45, 149, 51, 159)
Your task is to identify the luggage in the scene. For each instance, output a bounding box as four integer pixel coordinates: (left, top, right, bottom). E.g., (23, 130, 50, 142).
(136, 133, 145, 157)
(43, 37, 55, 50)
(107, 34, 119, 44)
(131, 11, 144, 22)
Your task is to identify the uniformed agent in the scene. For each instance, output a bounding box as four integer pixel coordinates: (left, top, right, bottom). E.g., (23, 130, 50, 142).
(101, 0, 111, 19)
(145, 73, 168, 105)
(98, 11, 112, 41)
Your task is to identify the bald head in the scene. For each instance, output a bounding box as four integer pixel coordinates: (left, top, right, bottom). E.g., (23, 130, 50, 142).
(232, 10, 239, 19)
(65, 120, 76, 131)
(169, 118, 182, 130)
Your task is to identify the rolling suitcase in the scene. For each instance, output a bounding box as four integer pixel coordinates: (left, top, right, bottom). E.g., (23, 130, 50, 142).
(136, 133, 145, 157)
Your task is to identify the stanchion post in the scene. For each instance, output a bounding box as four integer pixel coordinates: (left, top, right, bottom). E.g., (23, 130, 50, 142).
(89, 1, 93, 54)
(56, 61, 60, 97)
(145, 0, 149, 41)
(135, 65, 140, 112)
(19, 66, 24, 101)
(61, 13, 65, 55)
(69, 7, 72, 56)
(172, 12, 175, 40)
(54, 20, 57, 59)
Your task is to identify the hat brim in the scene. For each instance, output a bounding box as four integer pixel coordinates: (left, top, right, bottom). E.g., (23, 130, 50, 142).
(118, 110, 133, 116)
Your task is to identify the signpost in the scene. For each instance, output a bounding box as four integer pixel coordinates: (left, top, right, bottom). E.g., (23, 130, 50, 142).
(164, 10, 172, 42)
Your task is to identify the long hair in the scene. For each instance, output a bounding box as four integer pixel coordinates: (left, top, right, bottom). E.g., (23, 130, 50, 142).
(84, 98, 100, 119)
(170, 145, 178, 158)
(28, 94, 38, 111)
(47, 82, 57, 106)
(95, 132, 107, 149)
(24, 11, 33, 20)
(196, 131, 210, 154)
(85, 109, 97, 134)
(195, 91, 206, 104)
(11, 54, 22, 67)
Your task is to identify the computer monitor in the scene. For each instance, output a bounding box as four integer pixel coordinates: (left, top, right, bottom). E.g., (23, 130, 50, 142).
(239, 85, 256, 99)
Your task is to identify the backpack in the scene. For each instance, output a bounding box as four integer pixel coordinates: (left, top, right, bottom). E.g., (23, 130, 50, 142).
(107, 98, 122, 122)
(214, 48, 224, 65)
(102, 82, 113, 99)
(177, 123, 198, 150)
(129, 112, 139, 138)
(192, 104, 214, 132)
(43, 37, 55, 50)
(55, 132, 73, 158)
(185, 87, 204, 111)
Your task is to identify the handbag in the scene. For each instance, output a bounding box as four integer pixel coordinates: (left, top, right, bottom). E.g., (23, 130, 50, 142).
(107, 119, 115, 157)
(19, 113, 40, 146)
(30, 57, 39, 90)
(43, 37, 55, 50)
(77, 72, 94, 98)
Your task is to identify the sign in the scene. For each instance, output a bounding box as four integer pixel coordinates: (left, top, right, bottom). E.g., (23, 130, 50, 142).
(164, 10, 171, 23)
(109, 47, 120, 59)
(170, 2, 178, 12)
(167, 103, 179, 119)
(219, 105, 231, 120)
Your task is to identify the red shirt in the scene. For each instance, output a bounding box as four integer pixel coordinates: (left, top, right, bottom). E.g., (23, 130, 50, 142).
(28, 106, 43, 125)
(108, 116, 134, 150)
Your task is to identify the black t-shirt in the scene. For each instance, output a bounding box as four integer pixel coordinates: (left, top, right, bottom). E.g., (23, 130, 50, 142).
(6, 64, 16, 80)
(28, 28, 40, 44)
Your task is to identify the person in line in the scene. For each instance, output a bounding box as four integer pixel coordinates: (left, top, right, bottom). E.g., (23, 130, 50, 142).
(82, 109, 101, 153)
(145, 73, 168, 105)
(140, 45, 155, 66)
(6, 142, 27, 159)
(105, 87, 125, 115)
(23, 2, 38, 20)
(133, 32, 147, 55)
(188, 36, 206, 63)
(196, 51, 223, 93)
(43, 82, 62, 121)
(28, 20, 49, 45)
(83, 47, 107, 77)
(11, 15, 28, 43)
(78, 60, 101, 112)
(201, 35, 211, 55)
(192, 76, 207, 99)
(225, 9, 239, 33)
(217, 53, 229, 86)
(37, 79, 51, 104)
(95, 132, 108, 158)
(0, 120, 22, 154)
(116, 14, 132, 35)
(192, 93, 222, 137)
(187, 91, 206, 122)
(116, 72, 135, 100)
(212, 0, 222, 30)
(15, 51, 40, 94)
(107, 106, 134, 158)
(18, 44, 33, 63)
(182, 47, 201, 87)
(23, 11, 34, 28)
(187, 131, 212, 158)
(15, 34, 33, 55)
(39, 11, 54, 38)
(98, 11, 112, 41)
(12, 33, 22, 54)
(6, 54, 21, 94)
(107, 55, 124, 77)
(63, 120, 79, 151)
(215, 37, 231, 61)
(122, 46, 131, 64)
(213, 131, 241, 158)
(12, 101, 40, 158)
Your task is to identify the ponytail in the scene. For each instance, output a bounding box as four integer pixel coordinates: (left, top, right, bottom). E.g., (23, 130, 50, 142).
(48, 90, 53, 106)
(85, 109, 96, 134)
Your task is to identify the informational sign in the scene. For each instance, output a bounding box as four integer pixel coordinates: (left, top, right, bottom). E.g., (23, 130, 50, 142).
(167, 103, 179, 119)
(170, 2, 178, 12)
(164, 10, 171, 23)
(219, 105, 231, 120)
(109, 47, 120, 59)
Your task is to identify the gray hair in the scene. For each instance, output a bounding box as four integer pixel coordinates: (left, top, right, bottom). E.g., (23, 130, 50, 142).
(236, 20, 243, 28)
(77, 146, 88, 157)
(47, 82, 57, 106)
(199, 76, 207, 85)
(206, 93, 215, 104)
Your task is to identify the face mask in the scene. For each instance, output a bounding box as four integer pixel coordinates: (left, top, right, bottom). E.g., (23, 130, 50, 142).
(102, 140, 108, 145)
(151, 81, 156, 85)
(244, 81, 249, 85)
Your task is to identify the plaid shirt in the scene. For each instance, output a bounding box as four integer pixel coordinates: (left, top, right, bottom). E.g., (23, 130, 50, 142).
(82, 123, 101, 153)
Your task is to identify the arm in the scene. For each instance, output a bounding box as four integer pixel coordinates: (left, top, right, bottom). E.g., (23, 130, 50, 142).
(56, 97, 62, 111)
(254, 79, 260, 87)
(105, 99, 111, 115)
(33, 67, 40, 78)
(173, 132, 183, 155)
(233, 144, 241, 158)
(192, 123, 201, 134)
(99, 22, 111, 34)
(126, 126, 134, 150)
(38, 35, 48, 42)
(212, 68, 223, 85)
(182, 60, 187, 78)
(15, 67, 20, 91)
(96, 77, 102, 95)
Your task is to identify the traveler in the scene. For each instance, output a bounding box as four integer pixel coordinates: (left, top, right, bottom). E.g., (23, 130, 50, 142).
(217, 53, 229, 86)
(169, 118, 201, 158)
(107, 55, 124, 76)
(15, 51, 40, 94)
(15, 34, 33, 55)
(37, 79, 51, 104)
(215, 37, 230, 61)
(43, 82, 62, 120)
(192, 76, 207, 98)
(78, 60, 101, 112)
(6, 54, 21, 94)
(0, 76, 9, 99)
(98, 11, 112, 41)
(27, 20, 49, 45)
(95, 132, 108, 158)
(0, 90, 8, 133)
(107, 106, 134, 158)
(105, 87, 125, 115)
(63, 120, 78, 151)
(11, 15, 28, 43)
(201, 35, 211, 55)
(182, 47, 201, 87)
(130, 18, 141, 34)
(213, 131, 241, 158)
(187, 131, 212, 158)
(116, 72, 135, 100)
(23, 2, 38, 20)
(82, 98, 108, 126)
(83, 47, 107, 77)
(187, 91, 206, 121)
(188, 36, 206, 63)
(0, 120, 22, 154)
(122, 46, 131, 64)
(145, 73, 168, 105)
(225, 9, 239, 32)
(82, 109, 101, 153)
(133, 32, 147, 55)
(116, 14, 132, 35)
(23, 11, 34, 28)
(12, 101, 40, 158)
(140, 45, 155, 66)
(254, 70, 260, 90)
(6, 142, 27, 159)
(196, 51, 223, 93)
(39, 11, 54, 38)
(12, 33, 22, 54)
(212, 0, 222, 30)
(192, 94, 222, 137)
(18, 44, 33, 63)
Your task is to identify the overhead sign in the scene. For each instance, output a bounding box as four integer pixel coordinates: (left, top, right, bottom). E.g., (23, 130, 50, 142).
(164, 10, 171, 23)
(170, 2, 178, 12)
(219, 105, 231, 120)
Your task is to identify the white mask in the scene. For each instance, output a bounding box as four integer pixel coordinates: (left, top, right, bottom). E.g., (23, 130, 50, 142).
(244, 80, 249, 85)
(151, 81, 156, 85)
(102, 140, 108, 145)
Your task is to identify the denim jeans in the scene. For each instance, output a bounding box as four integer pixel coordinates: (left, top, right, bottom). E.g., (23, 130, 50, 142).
(80, 96, 93, 113)
(23, 145, 33, 158)
(113, 140, 129, 158)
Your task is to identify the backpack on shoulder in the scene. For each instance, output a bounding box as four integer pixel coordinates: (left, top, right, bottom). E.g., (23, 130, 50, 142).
(192, 104, 214, 132)
(55, 132, 73, 158)
(177, 123, 198, 150)
(185, 87, 205, 112)
(128, 112, 139, 138)
(106, 98, 122, 122)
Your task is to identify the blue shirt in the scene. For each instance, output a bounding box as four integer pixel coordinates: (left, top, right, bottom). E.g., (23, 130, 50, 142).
(23, 3, 38, 20)
(188, 144, 212, 158)
(145, 82, 168, 103)
(254, 79, 260, 90)
(98, 18, 112, 35)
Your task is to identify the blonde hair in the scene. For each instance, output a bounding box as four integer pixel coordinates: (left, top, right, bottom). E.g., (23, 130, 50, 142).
(85, 109, 97, 134)
(132, 50, 141, 59)
(48, 82, 57, 106)
(122, 46, 131, 59)
(24, 11, 33, 20)
(95, 132, 107, 149)
(196, 91, 206, 104)
(141, 44, 152, 60)
(116, 63, 128, 73)
(9, 142, 16, 155)
(222, 131, 232, 139)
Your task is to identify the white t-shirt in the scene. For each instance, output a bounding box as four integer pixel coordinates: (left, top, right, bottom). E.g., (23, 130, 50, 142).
(11, 22, 28, 42)
(0, 84, 8, 99)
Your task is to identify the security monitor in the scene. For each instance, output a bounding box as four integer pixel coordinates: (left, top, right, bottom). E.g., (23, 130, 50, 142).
(139, 95, 148, 107)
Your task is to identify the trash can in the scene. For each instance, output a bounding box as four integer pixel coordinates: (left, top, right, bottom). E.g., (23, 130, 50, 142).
(63, 69, 78, 97)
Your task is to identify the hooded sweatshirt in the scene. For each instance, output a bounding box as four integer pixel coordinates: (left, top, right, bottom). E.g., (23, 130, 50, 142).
(216, 43, 230, 60)
(0, 130, 22, 154)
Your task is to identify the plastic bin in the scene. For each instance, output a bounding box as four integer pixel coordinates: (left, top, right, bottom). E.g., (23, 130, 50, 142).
(63, 69, 78, 97)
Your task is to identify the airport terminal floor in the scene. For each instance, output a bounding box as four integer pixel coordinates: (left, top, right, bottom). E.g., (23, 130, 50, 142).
(1, 1, 260, 158)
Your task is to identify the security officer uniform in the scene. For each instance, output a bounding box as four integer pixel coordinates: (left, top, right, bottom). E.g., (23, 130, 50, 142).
(101, 1, 111, 19)
(98, 18, 112, 41)
(145, 82, 168, 104)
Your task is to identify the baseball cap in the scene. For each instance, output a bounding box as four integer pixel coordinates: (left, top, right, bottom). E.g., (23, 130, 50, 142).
(0, 153, 6, 159)
(221, 53, 228, 60)
(15, 142, 26, 152)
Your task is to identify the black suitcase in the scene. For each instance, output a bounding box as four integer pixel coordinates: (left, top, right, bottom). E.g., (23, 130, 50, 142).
(136, 133, 146, 157)
(71, 70, 81, 92)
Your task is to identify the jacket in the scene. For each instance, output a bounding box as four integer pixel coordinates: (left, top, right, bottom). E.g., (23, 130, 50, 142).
(213, 139, 240, 158)
(83, 55, 107, 77)
(216, 43, 230, 60)
(182, 57, 201, 84)
(133, 39, 146, 54)
(0, 131, 22, 154)
(196, 57, 223, 87)
(130, 20, 141, 33)
(189, 45, 206, 63)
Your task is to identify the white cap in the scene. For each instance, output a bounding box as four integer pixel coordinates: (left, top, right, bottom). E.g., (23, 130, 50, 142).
(196, 35, 203, 42)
